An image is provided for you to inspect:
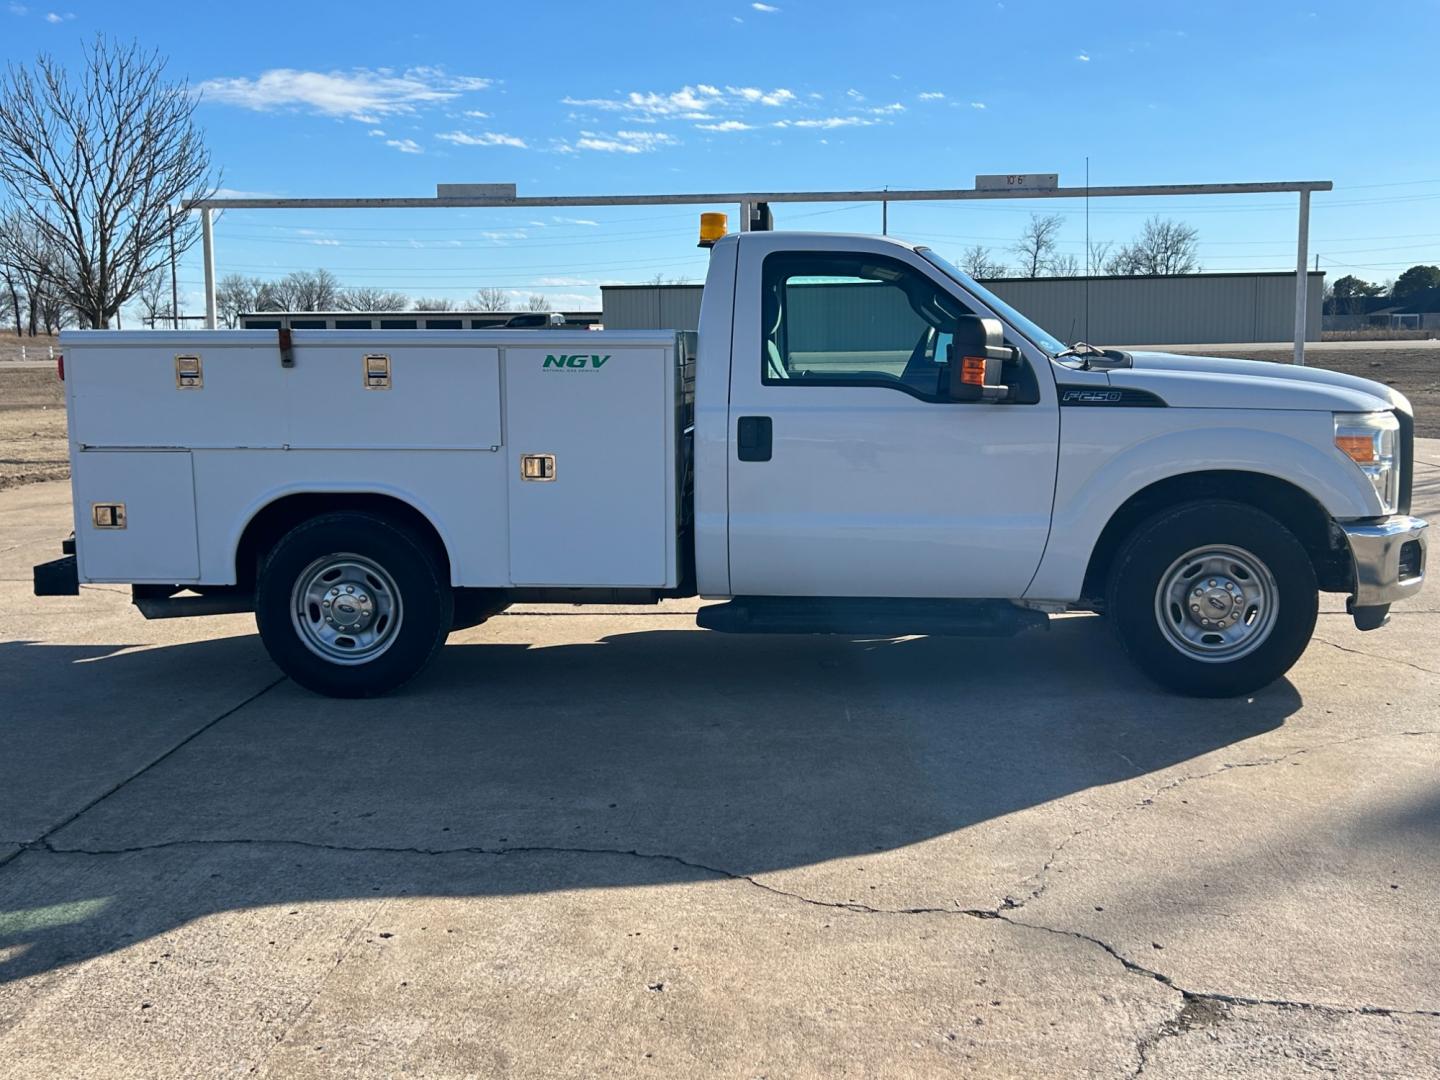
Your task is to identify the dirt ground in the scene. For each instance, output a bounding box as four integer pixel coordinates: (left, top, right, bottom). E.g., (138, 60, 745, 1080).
(0, 365, 67, 491)
(0, 345, 1435, 491)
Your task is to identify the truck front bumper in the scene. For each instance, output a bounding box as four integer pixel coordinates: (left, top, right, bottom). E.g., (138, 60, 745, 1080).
(1340, 515, 1427, 629)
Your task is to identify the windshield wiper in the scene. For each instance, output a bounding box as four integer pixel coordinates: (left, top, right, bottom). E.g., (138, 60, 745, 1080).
(1053, 342, 1107, 369)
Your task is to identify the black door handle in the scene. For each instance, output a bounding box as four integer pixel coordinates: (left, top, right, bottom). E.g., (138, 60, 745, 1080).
(736, 416, 772, 462)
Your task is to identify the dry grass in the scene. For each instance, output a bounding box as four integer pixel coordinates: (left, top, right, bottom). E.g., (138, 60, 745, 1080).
(0, 365, 68, 490)
(0, 331, 61, 363)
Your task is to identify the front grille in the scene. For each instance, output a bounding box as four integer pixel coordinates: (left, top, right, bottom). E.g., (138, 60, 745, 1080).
(1396, 407, 1414, 515)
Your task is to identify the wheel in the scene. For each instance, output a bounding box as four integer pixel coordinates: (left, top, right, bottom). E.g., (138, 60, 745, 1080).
(1107, 500, 1317, 697)
(255, 512, 453, 698)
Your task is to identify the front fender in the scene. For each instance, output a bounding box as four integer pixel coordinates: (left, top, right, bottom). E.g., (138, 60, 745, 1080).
(1024, 409, 1380, 600)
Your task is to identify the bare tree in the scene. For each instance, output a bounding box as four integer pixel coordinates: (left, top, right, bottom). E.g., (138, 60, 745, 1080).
(472, 286, 509, 311)
(0, 36, 216, 328)
(215, 273, 262, 328)
(0, 208, 63, 334)
(1046, 252, 1082, 277)
(1106, 217, 1199, 276)
(1012, 214, 1064, 278)
(524, 293, 549, 312)
(644, 272, 692, 287)
(281, 269, 341, 311)
(136, 268, 172, 327)
(959, 244, 1006, 279)
(336, 285, 409, 312)
(411, 296, 456, 311)
(1086, 238, 1113, 276)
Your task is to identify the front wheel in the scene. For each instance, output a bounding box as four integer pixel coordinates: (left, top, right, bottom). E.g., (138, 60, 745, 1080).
(255, 512, 453, 697)
(1107, 501, 1317, 697)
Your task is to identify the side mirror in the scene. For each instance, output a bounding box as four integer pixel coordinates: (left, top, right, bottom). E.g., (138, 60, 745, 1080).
(948, 315, 1015, 402)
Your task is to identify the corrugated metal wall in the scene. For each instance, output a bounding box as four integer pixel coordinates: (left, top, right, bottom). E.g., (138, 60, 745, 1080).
(602, 273, 1324, 345)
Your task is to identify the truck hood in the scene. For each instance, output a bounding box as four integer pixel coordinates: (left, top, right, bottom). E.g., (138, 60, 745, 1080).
(1105, 350, 1408, 414)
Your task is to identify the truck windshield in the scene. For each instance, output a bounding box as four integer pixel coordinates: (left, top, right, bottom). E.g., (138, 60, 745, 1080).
(916, 248, 1067, 357)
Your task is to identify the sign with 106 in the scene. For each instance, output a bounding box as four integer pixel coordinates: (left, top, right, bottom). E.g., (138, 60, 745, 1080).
(975, 174, 1060, 192)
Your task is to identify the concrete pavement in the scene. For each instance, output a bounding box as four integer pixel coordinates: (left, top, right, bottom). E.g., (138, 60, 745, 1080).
(1, 449, 1438, 1077)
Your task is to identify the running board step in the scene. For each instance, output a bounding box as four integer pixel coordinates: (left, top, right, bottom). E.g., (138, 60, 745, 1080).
(695, 597, 1048, 637)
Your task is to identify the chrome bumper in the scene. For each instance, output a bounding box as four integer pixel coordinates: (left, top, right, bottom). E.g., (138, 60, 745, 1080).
(1341, 515, 1427, 610)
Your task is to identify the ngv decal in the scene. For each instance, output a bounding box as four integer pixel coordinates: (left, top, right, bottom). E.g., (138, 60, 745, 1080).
(543, 354, 611, 370)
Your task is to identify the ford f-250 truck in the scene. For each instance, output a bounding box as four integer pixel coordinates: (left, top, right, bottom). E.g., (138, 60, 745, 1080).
(33, 230, 1428, 698)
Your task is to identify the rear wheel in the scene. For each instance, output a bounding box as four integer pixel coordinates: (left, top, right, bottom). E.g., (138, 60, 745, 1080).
(1107, 501, 1317, 697)
(256, 512, 452, 697)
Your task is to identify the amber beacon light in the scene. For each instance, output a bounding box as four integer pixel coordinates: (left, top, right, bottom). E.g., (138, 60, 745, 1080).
(698, 212, 728, 248)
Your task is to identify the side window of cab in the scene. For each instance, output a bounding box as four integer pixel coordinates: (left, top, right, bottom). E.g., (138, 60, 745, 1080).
(761, 251, 979, 402)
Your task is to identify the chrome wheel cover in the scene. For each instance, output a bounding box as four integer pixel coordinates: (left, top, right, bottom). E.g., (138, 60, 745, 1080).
(290, 553, 403, 665)
(1154, 544, 1279, 664)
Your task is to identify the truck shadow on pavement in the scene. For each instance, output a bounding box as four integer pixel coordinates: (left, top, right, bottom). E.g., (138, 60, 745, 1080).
(0, 615, 1301, 983)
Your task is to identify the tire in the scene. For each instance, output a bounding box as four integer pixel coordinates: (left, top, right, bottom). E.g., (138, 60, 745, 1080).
(255, 512, 453, 698)
(1107, 500, 1317, 698)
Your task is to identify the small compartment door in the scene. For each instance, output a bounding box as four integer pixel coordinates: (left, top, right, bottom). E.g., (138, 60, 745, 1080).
(73, 450, 199, 582)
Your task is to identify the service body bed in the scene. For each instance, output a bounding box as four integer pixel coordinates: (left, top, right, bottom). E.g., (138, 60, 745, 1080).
(62, 329, 686, 590)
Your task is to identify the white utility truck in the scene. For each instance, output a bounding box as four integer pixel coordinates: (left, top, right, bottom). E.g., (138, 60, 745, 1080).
(34, 229, 1427, 698)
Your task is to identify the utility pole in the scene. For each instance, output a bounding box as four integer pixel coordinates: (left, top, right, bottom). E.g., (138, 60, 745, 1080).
(882, 186, 888, 236)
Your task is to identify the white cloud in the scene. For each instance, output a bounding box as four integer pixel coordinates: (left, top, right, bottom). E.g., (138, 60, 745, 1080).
(44, 10, 73, 21)
(562, 84, 722, 119)
(868, 102, 904, 114)
(970, 101, 987, 109)
(558, 129, 678, 154)
(479, 230, 528, 242)
(7, 4, 30, 16)
(752, 1, 780, 10)
(385, 138, 423, 154)
(311, 238, 341, 246)
(562, 83, 795, 120)
(437, 130, 528, 148)
(212, 187, 276, 198)
(696, 120, 755, 132)
(917, 91, 945, 101)
(552, 216, 600, 226)
(198, 67, 491, 119)
(1075, 52, 1090, 61)
(462, 109, 491, 118)
(367, 128, 386, 136)
(846, 89, 864, 101)
(774, 116, 878, 129)
(728, 85, 795, 106)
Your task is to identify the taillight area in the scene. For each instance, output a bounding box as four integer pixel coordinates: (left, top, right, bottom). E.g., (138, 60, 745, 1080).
(56, 354, 64, 381)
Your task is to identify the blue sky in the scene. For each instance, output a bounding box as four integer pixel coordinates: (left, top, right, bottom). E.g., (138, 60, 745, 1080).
(6, 0, 1440, 317)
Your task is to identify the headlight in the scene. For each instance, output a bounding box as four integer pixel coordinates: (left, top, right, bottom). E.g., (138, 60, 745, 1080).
(1334, 411, 1399, 514)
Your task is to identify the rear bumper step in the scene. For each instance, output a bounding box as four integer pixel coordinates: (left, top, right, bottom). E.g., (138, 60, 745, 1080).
(696, 597, 1048, 637)
(33, 554, 79, 596)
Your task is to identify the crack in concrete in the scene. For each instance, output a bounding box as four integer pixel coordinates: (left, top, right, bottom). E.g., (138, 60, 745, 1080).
(0, 676, 288, 867)
(28, 835, 1440, 1022)
(1002, 727, 1440, 913)
(1311, 635, 1440, 677)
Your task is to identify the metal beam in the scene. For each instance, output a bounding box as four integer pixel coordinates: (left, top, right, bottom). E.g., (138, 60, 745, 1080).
(1294, 190, 1311, 366)
(187, 180, 1331, 364)
(186, 180, 1332, 211)
(200, 208, 216, 330)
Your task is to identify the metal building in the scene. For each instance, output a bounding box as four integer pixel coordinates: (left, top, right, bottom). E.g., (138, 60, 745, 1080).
(601, 272, 1324, 346)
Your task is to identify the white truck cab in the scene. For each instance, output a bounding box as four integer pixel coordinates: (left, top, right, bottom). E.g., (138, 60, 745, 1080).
(34, 230, 1427, 698)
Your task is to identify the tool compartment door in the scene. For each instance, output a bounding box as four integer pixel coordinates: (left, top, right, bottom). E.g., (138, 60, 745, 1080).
(504, 346, 674, 587)
(73, 450, 200, 582)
